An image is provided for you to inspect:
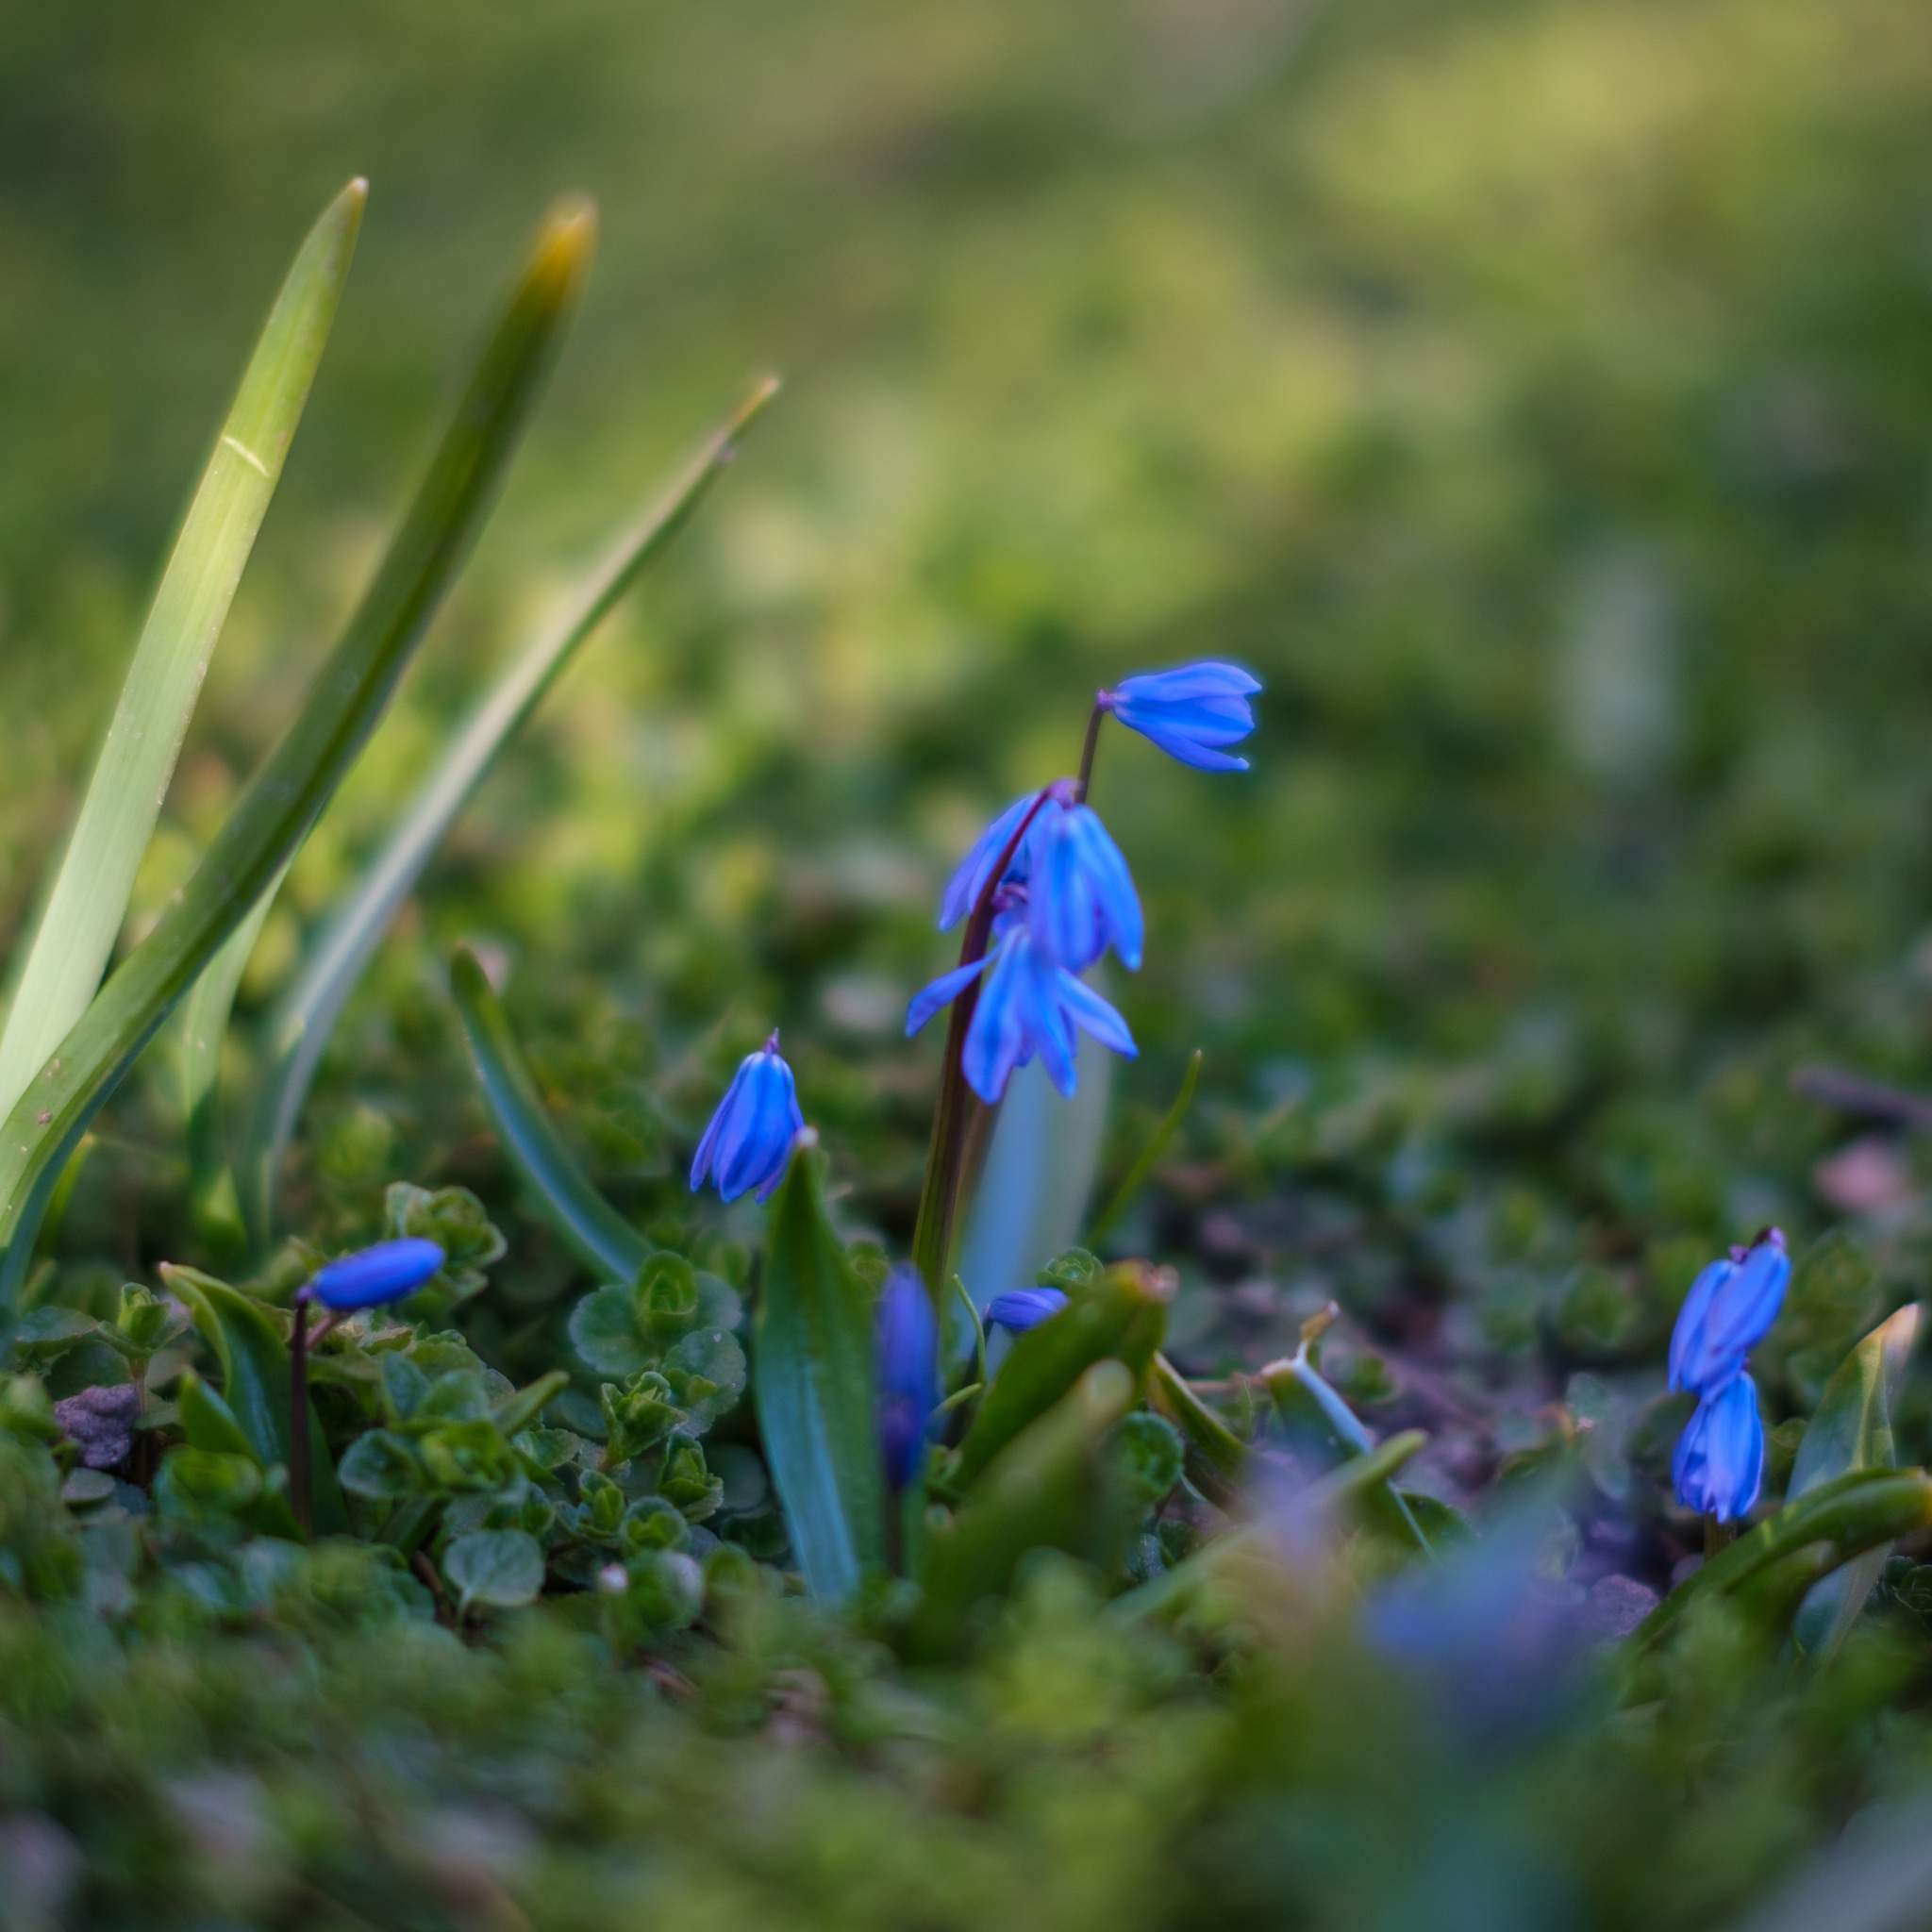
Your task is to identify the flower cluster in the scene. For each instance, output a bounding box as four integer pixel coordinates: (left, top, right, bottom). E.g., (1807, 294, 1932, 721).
(908, 661, 1260, 1105)
(1667, 1228, 1790, 1524)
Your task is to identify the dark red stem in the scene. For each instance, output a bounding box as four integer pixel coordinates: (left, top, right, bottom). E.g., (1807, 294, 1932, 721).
(1076, 698, 1108, 801)
(909, 789, 1056, 1296)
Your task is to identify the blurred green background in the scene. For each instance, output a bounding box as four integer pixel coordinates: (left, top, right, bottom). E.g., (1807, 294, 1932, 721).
(4, 0, 1932, 1345)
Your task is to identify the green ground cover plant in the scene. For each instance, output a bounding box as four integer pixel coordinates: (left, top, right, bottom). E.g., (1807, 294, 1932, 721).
(4, 1, 1932, 1924)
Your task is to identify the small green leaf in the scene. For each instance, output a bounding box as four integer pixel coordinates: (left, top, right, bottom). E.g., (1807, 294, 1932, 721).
(568, 1254, 702, 1377)
(658, 1434, 724, 1521)
(662, 1327, 746, 1433)
(1149, 1352, 1250, 1507)
(1789, 1303, 1922, 1661)
(337, 1430, 428, 1499)
(443, 1528, 545, 1613)
(154, 1446, 264, 1520)
(8, 1308, 102, 1371)
(383, 1183, 507, 1300)
(449, 946, 653, 1283)
(601, 1373, 683, 1463)
(489, 1370, 571, 1441)
(162, 1265, 348, 1536)
(1111, 1410, 1185, 1509)
(753, 1146, 886, 1599)
(619, 1494, 690, 1555)
(948, 1262, 1170, 1491)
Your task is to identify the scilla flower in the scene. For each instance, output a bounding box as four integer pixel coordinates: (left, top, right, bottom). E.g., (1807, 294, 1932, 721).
(938, 786, 1066, 931)
(1672, 1370, 1765, 1524)
(908, 915, 1137, 1104)
(985, 1287, 1068, 1333)
(1668, 1228, 1790, 1395)
(876, 1263, 940, 1490)
(689, 1032, 806, 1204)
(308, 1237, 447, 1311)
(1031, 803, 1141, 973)
(1098, 661, 1260, 773)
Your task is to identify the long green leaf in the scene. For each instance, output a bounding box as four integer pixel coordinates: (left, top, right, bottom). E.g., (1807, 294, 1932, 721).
(448, 945, 650, 1282)
(162, 1266, 346, 1536)
(756, 1141, 887, 1599)
(242, 377, 778, 1247)
(1789, 1303, 1921, 1661)
(0, 201, 595, 1305)
(0, 181, 366, 1123)
(181, 867, 288, 1256)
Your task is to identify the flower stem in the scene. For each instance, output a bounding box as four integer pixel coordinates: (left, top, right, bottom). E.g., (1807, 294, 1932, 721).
(909, 790, 1055, 1298)
(290, 1293, 312, 1541)
(1075, 700, 1107, 801)
(1704, 1513, 1736, 1561)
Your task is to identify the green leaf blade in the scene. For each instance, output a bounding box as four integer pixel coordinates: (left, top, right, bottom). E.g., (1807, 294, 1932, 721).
(754, 1146, 886, 1600)
(0, 200, 595, 1303)
(242, 377, 776, 1242)
(448, 945, 651, 1282)
(0, 180, 366, 1124)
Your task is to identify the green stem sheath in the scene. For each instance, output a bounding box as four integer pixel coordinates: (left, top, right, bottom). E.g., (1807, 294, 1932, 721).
(290, 1295, 311, 1541)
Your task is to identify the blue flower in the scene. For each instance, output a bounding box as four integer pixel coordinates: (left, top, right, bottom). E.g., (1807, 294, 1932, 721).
(938, 787, 1068, 931)
(985, 1287, 1069, 1333)
(1672, 1370, 1765, 1524)
(876, 1263, 941, 1490)
(1031, 803, 1141, 972)
(1099, 661, 1260, 773)
(907, 922, 1137, 1104)
(308, 1237, 447, 1311)
(1667, 1228, 1790, 1394)
(689, 1032, 806, 1204)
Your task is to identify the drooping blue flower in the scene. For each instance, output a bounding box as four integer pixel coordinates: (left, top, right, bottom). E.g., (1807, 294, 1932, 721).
(1099, 661, 1260, 773)
(985, 1287, 1069, 1333)
(689, 1031, 806, 1204)
(1668, 1228, 1790, 1395)
(308, 1237, 447, 1311)
(1672, 1370, 1765, 1524)
(1030, 803, 1142, 973)
(876, 1263, 941, 1490)
(907, 920, 1137, 1104)
(938, 786, 1068, 931)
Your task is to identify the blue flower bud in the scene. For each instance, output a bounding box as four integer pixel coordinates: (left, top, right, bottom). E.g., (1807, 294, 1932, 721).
(984, 1287, 1069, 1333)
(1672, 1370, 1765, 1524)
(1030, 804, 1141, 973)
(875, 1263, 940, 1491)
(1099, 661, 1260, 773)
(689, 1032, 807, 1204)
(1667, 1228, 1790, 1395)
(308, 1237, 447, 1311)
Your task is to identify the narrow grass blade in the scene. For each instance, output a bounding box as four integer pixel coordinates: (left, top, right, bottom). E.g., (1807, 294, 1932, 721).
(756, 1141, 887, 1600)
(243, 377, 777, 1248)
(0, 201, 596, 1305)
(181, 865, 288, 1257)
(0, 181, 366, 1124)
(1087, 1048, 1201, 1250)
(448, 944, 650, 1282)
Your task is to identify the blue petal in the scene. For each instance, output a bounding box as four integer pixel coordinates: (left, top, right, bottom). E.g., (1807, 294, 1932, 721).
(1032, 806, 1142, 973)
(1055, 967, 1138, 1058)
(962, 935, 1037, 1103)
(1112, 661, 1261, 704)
(876, 1263, 940, 1489)
(1667, 1257, 1733, 1393)
(1672, 1371, 1764, 1523)
(691, 1046, 805, 1203)
(311, 1237, 448, 1311)
(985, 1287, 1069, 1332)
(906, 958, 989, 1037)
(939, 792, 1043, 930)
